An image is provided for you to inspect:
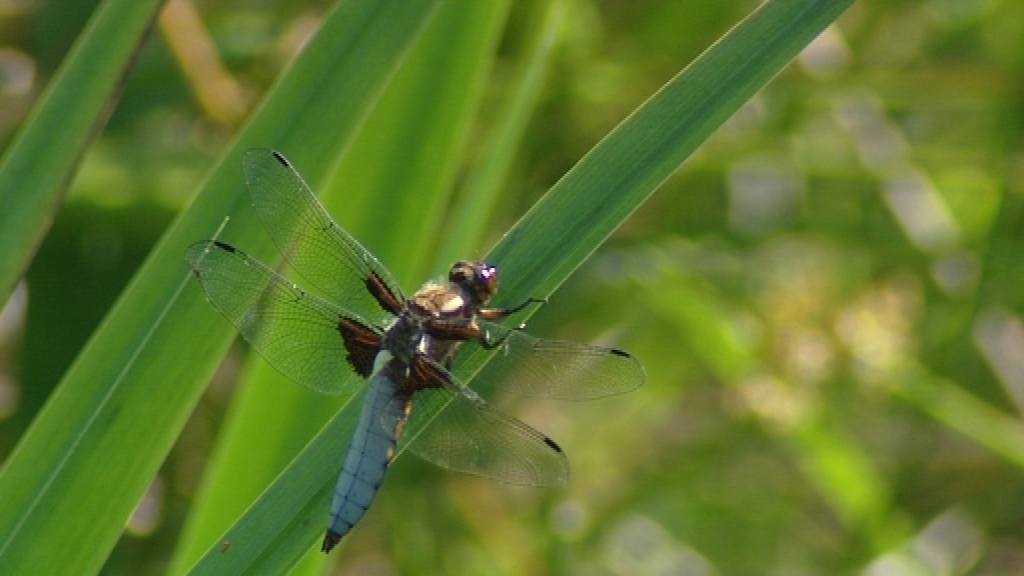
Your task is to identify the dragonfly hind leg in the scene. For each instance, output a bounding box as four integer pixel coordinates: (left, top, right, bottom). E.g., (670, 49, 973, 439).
(474, 297, 546, 350)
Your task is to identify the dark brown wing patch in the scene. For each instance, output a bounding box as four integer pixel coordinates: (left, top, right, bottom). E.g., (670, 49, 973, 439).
(337, 316, 381, 377)
(407, 356, 449, 392)
(365, 270, 404, 315)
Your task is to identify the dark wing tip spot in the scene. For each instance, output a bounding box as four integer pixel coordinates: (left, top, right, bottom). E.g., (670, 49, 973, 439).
(543, 436, 563, 453)
(609, 348, 632, 358)
(212, 240, 236, 253)
(271, 150, 291, 167)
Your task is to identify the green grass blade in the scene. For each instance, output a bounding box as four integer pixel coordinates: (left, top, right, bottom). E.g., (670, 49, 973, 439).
(186, 403, 359, 573)
(323, 0, 513, 284)
(185, 0, 853, 570)
(0, 0, 164, 302)
(486, 0, 855, 301)
(893, 362, 1024, 467)
(170, 2, 511, 572)
(433, 0, 567, 270)
(0, 1, 441, 573)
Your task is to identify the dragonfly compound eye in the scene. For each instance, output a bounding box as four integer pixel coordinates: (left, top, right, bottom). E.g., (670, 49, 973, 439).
(475, 263, 499, 302)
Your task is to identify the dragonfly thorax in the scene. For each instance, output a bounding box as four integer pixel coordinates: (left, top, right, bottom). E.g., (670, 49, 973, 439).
(404, 262, 498, 371)
(381, 311, 425, 366)
(411, 283, 471, 320)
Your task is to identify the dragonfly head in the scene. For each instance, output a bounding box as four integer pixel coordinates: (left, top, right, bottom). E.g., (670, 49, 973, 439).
(449, 260, 498, 306)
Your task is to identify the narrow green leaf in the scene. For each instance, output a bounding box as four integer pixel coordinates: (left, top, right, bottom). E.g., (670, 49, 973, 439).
(324, 0, 514, 284)
(0, 0, 164, 303)
(892, 362, 1024, 467)
(187, 401, 360, 573)
(433, 0, 567, 270)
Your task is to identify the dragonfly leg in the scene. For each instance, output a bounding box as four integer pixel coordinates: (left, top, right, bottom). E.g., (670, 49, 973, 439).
(478, 297, 546, 320)
(477, 324, 525, 350)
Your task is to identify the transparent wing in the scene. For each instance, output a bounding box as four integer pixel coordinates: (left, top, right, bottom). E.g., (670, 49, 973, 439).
(186, 240, 378, 396)
(242, 148, 405, 322)
(469, 322, 645, 400)
(397, 371, 569, 487)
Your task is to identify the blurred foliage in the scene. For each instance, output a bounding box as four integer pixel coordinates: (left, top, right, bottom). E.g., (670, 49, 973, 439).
(1, 0, 1023, 574)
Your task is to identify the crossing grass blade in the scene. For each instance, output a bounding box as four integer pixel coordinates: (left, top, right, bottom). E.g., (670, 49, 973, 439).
(0, 0, 164, 307)
(431, 0, 567, 270)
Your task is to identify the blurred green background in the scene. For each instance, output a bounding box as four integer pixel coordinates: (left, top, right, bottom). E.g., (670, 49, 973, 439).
(2, 0, 1023, 574)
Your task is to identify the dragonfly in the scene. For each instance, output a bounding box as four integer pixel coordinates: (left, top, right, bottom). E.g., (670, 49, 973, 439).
(185, 149, 644, 554)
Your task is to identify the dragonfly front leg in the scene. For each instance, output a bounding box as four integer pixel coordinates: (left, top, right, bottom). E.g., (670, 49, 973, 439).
(477, 297, 546, 320)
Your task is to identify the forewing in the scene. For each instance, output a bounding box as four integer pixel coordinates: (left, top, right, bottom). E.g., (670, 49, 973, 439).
(186, 240, 379, 396)
(242, 148, 405, 321)
(397, 362, 568, 487)
(471, 322, 645, 400)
